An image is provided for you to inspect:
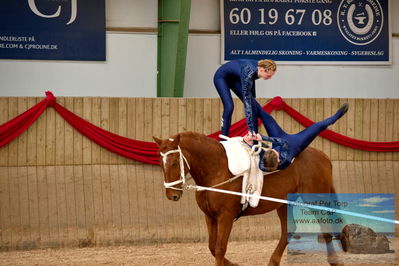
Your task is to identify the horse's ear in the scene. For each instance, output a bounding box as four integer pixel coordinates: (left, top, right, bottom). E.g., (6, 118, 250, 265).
(153, 136, 163, 146)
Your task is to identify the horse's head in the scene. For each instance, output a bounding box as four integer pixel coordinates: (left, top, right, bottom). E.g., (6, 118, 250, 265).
(153, 134, 189, 201)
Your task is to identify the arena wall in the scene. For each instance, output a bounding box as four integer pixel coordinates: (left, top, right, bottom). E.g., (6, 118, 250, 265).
(0, 0, 398, 98)
(0, 97, 398, 250)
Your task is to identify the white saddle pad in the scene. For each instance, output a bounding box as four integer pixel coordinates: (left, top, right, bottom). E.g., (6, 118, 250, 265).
(220, 136, 250, 175)
(220, 136, 264, 208)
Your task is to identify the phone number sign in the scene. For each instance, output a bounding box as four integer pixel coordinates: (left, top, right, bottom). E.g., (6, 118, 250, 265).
(221, 0, 391, 64)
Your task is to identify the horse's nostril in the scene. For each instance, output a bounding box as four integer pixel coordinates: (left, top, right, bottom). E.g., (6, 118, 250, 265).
(170, 194, 180, 201)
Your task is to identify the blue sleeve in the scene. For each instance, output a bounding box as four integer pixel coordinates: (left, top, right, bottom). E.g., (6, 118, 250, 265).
(261, 135, 273, 142)
(241, 65, 256, 133)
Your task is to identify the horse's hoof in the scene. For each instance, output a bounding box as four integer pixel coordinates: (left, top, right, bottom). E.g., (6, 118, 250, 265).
(327, 255, 341, 265)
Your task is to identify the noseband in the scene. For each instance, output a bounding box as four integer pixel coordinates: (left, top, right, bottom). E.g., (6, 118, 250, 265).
(160, 146, 190, 190)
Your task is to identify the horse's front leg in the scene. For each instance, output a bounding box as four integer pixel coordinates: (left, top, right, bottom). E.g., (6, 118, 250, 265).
(205, 215, 217, 257)
(268, 205, 288, 266)
(214, 213, 237, 266)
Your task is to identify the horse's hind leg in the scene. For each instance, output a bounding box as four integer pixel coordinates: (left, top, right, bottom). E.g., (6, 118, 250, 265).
(268, 205, 288, 266)
(317, 226, 343, 266)
(315, 194, 344, 266)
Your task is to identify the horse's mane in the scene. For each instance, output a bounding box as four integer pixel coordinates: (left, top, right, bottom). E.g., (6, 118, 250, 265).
(177, 131, 219, 146)
(174, 131, 224, 161)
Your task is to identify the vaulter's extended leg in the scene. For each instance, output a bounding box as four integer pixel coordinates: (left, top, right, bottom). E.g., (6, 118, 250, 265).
(284, 103, 349, 157)
(255, 102, 286, 138)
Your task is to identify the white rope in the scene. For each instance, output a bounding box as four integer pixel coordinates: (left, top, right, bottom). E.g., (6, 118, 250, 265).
(209, 175, 242, 188)
(184, 184, 399, 225)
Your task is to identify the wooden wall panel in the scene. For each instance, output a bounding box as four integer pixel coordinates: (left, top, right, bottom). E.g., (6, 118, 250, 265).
(7, 99, 18, 166)
(18, 167, 30, 249)
(369, 100, 379, 161)
(64, 98, 74, 166)
(27, 166, 40, 248)
(0, 97, 398, 250)
(55, 98, 65, 166)
(17, 99, 27, 166)
(353, 99, 363, 161)
(47, 166, 59, 247)
(55, 165, 68, 246)
(82, 98, 93, 165)
(0, 98, 8, 166)
(73, 99, 84, 165)
(91, 98, 102, 165)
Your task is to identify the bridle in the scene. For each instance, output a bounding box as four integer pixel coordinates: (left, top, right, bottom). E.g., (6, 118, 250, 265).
(160, 145, 190, 190)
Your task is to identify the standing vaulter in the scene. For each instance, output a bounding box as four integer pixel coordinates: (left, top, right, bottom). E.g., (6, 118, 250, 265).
(214, 59, 276, 137)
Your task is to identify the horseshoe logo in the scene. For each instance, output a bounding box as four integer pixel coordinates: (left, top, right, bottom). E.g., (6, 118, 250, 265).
(347, 4, 374, 35)
(337, 0, 384, 46)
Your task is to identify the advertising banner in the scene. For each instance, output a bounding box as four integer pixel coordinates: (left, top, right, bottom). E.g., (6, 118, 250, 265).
(221, 0, 391, 64)
(0, 0, 105, 61)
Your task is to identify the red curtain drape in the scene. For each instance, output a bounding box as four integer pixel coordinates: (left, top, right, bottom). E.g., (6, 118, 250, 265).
(0, 96, 48, 148)
(1, 92, 398, 166)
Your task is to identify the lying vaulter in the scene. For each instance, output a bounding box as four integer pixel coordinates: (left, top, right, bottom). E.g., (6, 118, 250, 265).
(243, 103, 349, 172)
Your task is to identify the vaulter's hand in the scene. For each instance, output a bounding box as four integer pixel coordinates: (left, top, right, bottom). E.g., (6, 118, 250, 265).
(243, 132, 254, 146)
(254, 133, 262, 141)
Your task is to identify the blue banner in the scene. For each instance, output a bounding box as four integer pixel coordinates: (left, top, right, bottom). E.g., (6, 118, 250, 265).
(0, 0, 105, 61)
(222, 0, 391, 64)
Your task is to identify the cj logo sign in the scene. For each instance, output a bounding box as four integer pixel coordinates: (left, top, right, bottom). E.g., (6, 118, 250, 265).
(28, 0, 77, 25)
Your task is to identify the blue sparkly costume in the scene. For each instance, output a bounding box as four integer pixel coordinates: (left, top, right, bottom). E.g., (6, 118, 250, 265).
(214, 59, 347, 171)
(214, 59, 262, 136)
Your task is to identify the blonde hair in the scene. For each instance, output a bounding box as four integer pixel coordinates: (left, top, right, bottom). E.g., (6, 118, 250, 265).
(257, 59, 276, 72)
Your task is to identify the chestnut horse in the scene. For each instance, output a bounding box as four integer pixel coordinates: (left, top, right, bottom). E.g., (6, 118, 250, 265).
(153, 131, 340, 266)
